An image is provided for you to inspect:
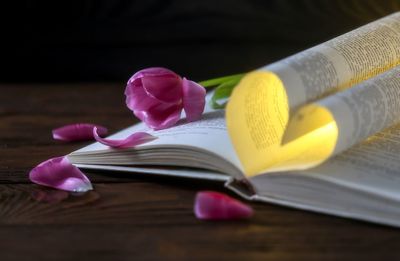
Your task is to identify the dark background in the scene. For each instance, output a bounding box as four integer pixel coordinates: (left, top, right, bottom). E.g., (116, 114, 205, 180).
(2, 0, 400, 83)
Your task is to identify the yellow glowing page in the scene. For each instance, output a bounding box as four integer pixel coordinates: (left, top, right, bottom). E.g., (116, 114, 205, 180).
(225, 12, 400, 177)
(226, 71, 338, 177)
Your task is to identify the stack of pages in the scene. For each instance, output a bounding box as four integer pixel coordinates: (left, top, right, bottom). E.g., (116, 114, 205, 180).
(69, 12, 400, 227)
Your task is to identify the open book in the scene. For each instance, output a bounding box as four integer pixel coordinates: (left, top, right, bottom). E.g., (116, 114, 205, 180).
(69, 12, 400, 227)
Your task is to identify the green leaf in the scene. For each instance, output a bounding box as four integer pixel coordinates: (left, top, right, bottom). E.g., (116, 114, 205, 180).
(210, 79, 238, 109)
(199, 73, 245, 88)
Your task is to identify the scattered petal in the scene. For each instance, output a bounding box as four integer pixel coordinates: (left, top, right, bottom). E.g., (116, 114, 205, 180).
(29, 156, 93, 192)
(52, 123, 108, 142)
(194, 191, 253, 220)
(182, 78, 206, 122)
(93, 127, 157, 148)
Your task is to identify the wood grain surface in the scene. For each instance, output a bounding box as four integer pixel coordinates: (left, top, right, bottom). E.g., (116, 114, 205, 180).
(2, 83, 400, 261)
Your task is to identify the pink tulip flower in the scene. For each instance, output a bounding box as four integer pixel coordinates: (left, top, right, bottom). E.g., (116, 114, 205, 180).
(125, 67, 206, 130)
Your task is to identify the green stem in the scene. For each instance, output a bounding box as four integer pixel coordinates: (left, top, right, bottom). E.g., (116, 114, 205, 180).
(210, 79, 238, 109)
(198, 73, 245, 88)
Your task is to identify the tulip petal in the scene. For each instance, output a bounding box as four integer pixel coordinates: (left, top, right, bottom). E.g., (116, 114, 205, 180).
(134, 103, 183, 130)
(29, 156, 93, 192)
(182, 78, 206, 122)
(141, 74, 183, 104)
(128, 67, 177, 82)
(194, 191, 254, 220)
(127, 67, 183, 104)
(93, 127, 157, 148)
(125, 67, 205, 130)
(125, 80, 161, 111)
(52, 123, 108, 142)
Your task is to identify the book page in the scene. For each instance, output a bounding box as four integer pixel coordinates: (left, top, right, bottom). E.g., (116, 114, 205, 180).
(265, 12, 400, 109)
(71, 95, 243, 172)
(309, 124, 400, 200)
(291, 65, 400, 156)
(247, 125, 400, 227)
(226, 12, 400, 177)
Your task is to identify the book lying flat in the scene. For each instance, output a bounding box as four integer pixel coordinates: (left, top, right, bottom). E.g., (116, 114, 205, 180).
(70, 12, 400, 227)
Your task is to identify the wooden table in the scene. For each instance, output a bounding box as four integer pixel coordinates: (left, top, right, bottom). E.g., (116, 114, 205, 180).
(1, 83, 400, 261)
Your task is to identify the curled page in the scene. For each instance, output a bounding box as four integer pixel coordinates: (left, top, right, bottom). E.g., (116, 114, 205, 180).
(288, 65, 400, 157)
(226, 12, 400, 177)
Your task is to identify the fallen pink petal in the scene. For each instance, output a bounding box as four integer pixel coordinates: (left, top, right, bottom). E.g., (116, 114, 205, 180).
(194, 191, 254, 220)
(93, 127, 157, 148)
(125, 67, 206, 130)
(29, 156, 93, 192)
(52, 123, 108, 142)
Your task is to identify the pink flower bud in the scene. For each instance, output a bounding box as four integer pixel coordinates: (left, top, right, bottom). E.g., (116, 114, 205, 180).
(125, 67, 206, 130)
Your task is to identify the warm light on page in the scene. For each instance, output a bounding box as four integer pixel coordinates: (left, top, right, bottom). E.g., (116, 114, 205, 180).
(226, 71, 338, 177)
(281, 104, 336, 145)
(266, 120, 337, 173)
